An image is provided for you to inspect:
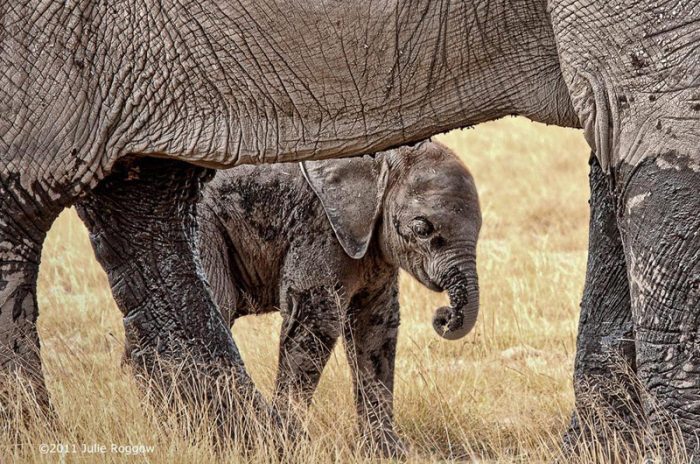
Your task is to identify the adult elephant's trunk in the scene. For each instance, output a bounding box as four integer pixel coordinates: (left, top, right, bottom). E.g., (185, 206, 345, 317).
(431, 265, 480, 341)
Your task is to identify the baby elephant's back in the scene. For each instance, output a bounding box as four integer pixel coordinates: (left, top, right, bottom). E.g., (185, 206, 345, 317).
(198, 162, 326, 317)
(204, 163, 317, 234)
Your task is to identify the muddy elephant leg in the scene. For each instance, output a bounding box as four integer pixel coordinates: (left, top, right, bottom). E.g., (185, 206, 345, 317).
(75, 157, 271, 435)
(0, 177, 61, 417)
(275, 287, 341, 406)
(343, 283, 406, 458)
(564, 154, 643, 451)
(617, 153, 700, 459)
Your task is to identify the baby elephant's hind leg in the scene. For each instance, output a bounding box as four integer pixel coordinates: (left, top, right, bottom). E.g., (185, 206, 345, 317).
(344, 283, 407, 459)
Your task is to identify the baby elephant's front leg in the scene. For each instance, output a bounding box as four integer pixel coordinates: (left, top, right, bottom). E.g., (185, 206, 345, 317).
(276, 286, 342, 407)
(344, 284, 407, 458)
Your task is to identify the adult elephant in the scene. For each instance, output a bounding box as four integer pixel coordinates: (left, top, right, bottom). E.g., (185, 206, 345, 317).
(0, 0, 697, 456)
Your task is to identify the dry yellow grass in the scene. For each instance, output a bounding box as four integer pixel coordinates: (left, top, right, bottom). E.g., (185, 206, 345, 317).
(3, 117, 597, 462)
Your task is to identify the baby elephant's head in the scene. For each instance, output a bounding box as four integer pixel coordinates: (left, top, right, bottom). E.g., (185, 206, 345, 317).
(302, 141, 481, 340)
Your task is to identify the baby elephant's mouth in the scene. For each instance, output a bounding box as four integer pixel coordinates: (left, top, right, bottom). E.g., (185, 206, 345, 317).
(417, 266, 443, 292)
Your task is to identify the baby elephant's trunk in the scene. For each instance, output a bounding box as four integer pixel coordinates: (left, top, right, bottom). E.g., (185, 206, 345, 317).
(432, 265, 479, 340)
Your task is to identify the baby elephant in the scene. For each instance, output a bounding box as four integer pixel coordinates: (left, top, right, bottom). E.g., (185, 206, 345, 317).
(197, 141, 481, 457)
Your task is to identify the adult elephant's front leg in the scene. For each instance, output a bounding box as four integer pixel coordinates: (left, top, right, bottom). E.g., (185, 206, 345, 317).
(564, 154, 643, 452)
(75, 157, 270, 435)
(619, 153, 700, 459)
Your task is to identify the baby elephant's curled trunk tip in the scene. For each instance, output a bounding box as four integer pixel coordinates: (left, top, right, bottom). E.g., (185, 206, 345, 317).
(431, 270, 479, 340)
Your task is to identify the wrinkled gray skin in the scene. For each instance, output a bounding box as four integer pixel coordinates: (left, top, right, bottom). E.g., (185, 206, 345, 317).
(197, 141, 481, 456)
(0, 0, 697, 457)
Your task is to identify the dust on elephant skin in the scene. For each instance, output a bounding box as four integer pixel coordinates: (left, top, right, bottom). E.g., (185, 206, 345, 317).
(618, 153, 700, 454)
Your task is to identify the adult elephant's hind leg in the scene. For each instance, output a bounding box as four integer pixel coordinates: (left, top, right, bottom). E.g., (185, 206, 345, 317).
(564, 154, 643, 454)
(75, 157, 272, 438)
(619, 153, 700, 460)
(0, 174, 61, 417)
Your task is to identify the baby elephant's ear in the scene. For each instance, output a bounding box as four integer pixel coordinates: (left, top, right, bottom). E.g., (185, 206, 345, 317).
(301, 155, 389, 259)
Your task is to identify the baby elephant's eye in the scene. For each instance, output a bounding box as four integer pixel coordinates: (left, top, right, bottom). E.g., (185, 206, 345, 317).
(410, 217, 434, 238)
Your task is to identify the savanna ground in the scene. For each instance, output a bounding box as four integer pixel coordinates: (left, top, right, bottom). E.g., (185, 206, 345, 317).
(3, 118, 606, 462)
